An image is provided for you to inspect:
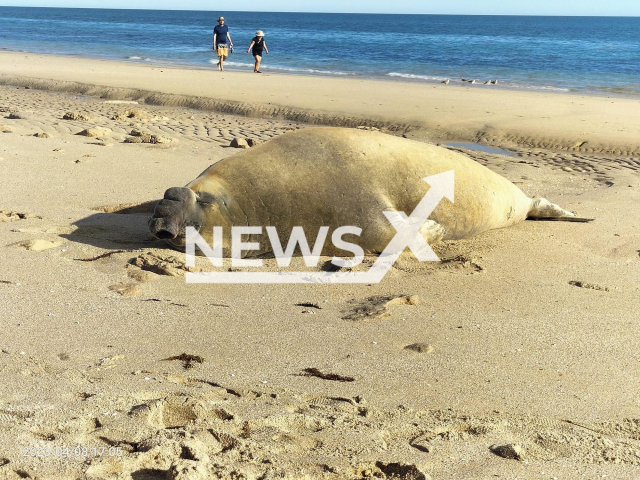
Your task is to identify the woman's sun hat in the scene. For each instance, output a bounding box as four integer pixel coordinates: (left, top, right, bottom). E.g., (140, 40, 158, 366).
(217, 16, 225, 22)
(256, 30, 264, 37)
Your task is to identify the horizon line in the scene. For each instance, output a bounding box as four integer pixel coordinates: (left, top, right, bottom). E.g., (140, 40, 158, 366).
(0, 5, 638, 17)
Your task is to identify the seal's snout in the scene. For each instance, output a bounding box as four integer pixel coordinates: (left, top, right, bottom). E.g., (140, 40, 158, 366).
(149, 187, 199, 241)
(149, 217, 180, 240)
(155, 230, 176, 240)
(149, 187, 206, 245)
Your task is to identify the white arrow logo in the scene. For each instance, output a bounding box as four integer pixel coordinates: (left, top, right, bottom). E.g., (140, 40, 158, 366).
(186, 170, 454, 284)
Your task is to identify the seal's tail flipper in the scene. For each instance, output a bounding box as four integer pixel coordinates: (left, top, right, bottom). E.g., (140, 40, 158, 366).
(527, 197, 594, 222)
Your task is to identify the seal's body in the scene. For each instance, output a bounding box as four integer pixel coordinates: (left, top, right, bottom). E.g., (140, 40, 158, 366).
(149, 128, 577, 256)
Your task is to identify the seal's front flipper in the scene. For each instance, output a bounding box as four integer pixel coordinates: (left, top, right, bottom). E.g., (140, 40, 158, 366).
(527, 197, 594, 222)
(384, 211, 445, 244)
(419, 219, 446, 244)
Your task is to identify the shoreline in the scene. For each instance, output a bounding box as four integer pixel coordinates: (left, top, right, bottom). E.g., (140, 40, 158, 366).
(1, 51, 640, 155)
(6, 46, 638, 98)
(117, 56, 581, 96)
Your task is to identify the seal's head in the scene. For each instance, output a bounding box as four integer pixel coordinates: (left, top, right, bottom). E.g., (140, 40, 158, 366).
(148, 187, 205, 248)
(149, 182, 235, 252)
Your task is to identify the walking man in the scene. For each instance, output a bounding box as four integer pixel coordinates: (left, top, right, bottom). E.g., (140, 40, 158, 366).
(213, 16, 233, 71)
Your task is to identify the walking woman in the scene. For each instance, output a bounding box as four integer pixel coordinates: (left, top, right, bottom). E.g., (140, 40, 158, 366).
(247, 30, 268, 73)
(213, 16, 233, 71)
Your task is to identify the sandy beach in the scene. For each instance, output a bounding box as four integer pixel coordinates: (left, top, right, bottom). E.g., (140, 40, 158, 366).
(2, 52, 640, 155)
(0, 52, 639, 479)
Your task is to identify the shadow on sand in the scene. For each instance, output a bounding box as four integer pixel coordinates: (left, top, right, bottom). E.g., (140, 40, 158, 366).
(61, 201, 167, 251)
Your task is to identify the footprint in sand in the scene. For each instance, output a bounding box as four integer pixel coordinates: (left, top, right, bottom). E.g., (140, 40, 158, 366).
(166, 459, 210, 480)
(129, 252, 199, 277)
(15, 239, 62, 251)
(341, 295, 419, 321)
(127, 268, 155, 283)
(404, 342, 435, 354)
(108, 283, 142, 297)
(374, 462, 430, 480)
(129, 395, 211, 430)
(0, 210, 41, 223)
(438, 254, 484, 272)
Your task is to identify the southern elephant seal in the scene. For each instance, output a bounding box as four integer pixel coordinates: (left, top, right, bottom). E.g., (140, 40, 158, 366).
(149, 127, 584, 257)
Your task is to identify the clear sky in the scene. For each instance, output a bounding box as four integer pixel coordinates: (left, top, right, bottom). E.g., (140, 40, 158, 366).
(0, 0, 638, 16)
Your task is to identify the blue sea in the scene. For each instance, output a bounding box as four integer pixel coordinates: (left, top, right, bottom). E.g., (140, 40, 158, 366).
(1, 7, 639, 95)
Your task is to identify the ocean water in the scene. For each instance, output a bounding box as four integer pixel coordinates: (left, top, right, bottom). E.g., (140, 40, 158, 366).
(1, 7, 639, 95)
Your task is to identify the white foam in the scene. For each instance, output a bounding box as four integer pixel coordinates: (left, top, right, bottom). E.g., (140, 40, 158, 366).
(126, 55, 153, 62)
(208, 59, 254, 67)
(387, 72, 448, 81)
(269, 66, 356, 76)
(502, 82, 570, 92)
(207, 58, 356, 76)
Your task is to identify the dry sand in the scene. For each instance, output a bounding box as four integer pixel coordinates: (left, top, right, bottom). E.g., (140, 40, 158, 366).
(0, 55, 639, 479)
(2, 51, 640, 154)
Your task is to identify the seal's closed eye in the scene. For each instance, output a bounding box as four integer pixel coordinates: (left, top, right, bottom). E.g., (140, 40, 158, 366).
(195, 191, 216, 204)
